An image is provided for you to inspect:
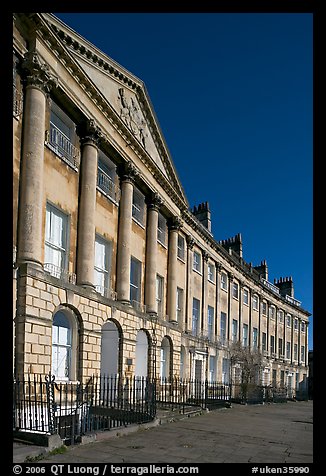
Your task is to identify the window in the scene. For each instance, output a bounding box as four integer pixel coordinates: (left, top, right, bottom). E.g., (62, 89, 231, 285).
(132, 188, 145, 225)
(52, 311, 72, 380)
(232, 319, 238, 343)
(192, 298, 200, 336)
(160, 338, 170, 379)
(44, 203, 68, 278)
(48, 102, 79, 168)
(272, 369, 277, 387)
(301, 346, 305, 362)
(157, 212, 166, 245)
(278, 338, 283, 357)
(294, 343, 298, 361)
(221, 272, 227, 291)
(94, 235, 111, 296)
(262, 302, 267, 315)
(269, 306, 275, 320)
(193, 251, 201, 273)
(278, 310, 284, 323)
(301, 321, 305, 332)
(156, 274, 164, 316)
(176, 288, 183, 322)
(232, 282, 239, 299)
(208, 262, 215, 282)
(130, 257, 141, 304)
(242, 324, 248, 347)
(286, 314, 292, 327)
(177, 235, 185, 260)
(286, 341, 291, 360)
(209, 356, 216, 383)
(243, 288, 249, 305)
(280, 370, 285, 387)
(270, 335, 275, 355)
(208, 306, 214, 341)
(222, 358, 230, 384)
(262, 332, 267, 352)
(97, 153, 118, 201)
(252, 327, 258, 349)
(252, 295, 259, 311)
(294, 318, 298, 331)
(220, 312, 227, 343)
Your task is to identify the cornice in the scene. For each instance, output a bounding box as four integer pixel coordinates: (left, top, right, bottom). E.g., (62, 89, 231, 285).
(16, 13, 188, 214)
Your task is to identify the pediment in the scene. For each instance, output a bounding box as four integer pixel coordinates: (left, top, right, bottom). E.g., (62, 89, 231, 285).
(42, 13, 188, 207)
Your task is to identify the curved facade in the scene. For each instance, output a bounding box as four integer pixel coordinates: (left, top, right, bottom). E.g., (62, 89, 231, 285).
(13, 13, 310, 396)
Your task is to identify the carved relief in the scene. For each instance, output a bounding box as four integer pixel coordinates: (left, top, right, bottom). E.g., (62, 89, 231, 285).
(118, 88, 148, 148)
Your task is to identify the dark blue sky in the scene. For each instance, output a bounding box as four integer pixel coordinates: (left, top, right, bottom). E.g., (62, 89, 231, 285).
(53, 12, 313, 349)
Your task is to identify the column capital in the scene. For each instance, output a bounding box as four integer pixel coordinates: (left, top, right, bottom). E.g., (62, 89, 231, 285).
(186, 235, 195, 250)
(202, 251, 209, 262)
(168, 215, 183, 231)
(22, 51, 58, 94)
(228, 271, 234, 282)
(78, 119, 102, 147)
(119, 160, 139, 183)
(216, 263, 223, 272)
(148, 192, 164, 211)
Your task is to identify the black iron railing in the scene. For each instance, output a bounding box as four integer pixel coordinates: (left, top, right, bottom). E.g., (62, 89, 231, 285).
(13, 374, 156, 444)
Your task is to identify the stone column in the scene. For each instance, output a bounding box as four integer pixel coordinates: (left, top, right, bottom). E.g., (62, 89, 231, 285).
(116, 161, 139, 303)
(238, 282, 243, 345)
(76, 120, 101, 288)
(304, 323, 308, 367)
(201, 251, 209, 336)
(215, 263, 222, 340)
(17, 51, 57, 268)
(145, 193, 164, 314)
(185, 235, 195, 333)
(227, 272, 234, 342)
(274, 306, 278, 359)
(266, 300, 270, 357)
(166, 216, 182, 322)
(297, 318, 301, 365)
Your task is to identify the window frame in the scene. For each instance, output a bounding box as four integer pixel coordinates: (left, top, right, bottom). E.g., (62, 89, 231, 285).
(193, 250, 202, 274)
(130, 256, 142, 304)
(192, 298, 200, 336)
(44, 202, 69, 276)
(132, 188, 145, 226)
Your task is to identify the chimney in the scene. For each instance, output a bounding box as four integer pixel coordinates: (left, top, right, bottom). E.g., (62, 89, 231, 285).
(192, 201, 211, 232)
(274, 276, 294, 298)
(254, 260, 268, 280)
(220, 233, 243, 258)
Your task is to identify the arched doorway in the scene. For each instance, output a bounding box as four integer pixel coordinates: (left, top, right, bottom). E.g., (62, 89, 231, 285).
(100, 320, 120, 376)
(52, 308, 79, 381)
(135, 330, 149, 378)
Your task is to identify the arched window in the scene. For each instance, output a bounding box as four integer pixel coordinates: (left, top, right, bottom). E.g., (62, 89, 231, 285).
(160, 337, 171, 380)
(52, 311, 72, 380)
(180, 346, 187, 379)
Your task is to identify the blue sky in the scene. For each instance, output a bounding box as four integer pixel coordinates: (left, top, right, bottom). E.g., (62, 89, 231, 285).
(53, 12, 313, 350)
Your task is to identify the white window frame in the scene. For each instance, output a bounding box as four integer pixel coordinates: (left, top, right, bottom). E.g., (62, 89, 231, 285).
(52, 311, 72, 381)
(232, 319, 238, 343)
(286, 314, 292, 327)
(262, 332, 267, 352)
(294, 343, 298, 361)
(130, 256, 142, 304)
(232, 282, 239, 299)
(192, 298, 200, 336)
(252, 294, 259, 311)
(176, 287, 183, 322)
(177, 235, 185, 260)
(156, 274, 164, 316)
(220, 312, 227, 342)
(207, 305, 214, 340)
(157, 212, 166, 245)
(220, 272, 227, 291)
(132, 188, 145, 225)
(193, 251, 201, 273)
(242, 324, 248, 347)
(94, 234, 111, 296)
(262, 301, 267, 315)
(207, 262, 215, 283)
(45, 202, 69, 277)
(286, 341, 291, 359)
(243, 288, 249, 305)
(252, 327, 258, 349)
(278, 310, 284, 323)
(300, 345, 305, 363)
(269, 306, 275, 320)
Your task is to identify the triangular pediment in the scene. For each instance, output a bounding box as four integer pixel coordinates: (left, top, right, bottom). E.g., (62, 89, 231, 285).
(41, 13, 188, 207)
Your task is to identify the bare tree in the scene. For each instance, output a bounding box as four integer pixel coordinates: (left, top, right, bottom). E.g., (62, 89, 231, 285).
(229, 342, 265, 402)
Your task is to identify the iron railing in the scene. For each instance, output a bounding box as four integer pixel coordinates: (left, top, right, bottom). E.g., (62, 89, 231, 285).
(97, 168, 120, 202)
(13, 374, 156, 444)
(45, 123, 80, 169)
(44, 263, 76, 285)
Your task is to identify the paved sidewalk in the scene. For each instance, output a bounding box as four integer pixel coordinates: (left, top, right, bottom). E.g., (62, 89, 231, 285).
(15, 400, 312, 464)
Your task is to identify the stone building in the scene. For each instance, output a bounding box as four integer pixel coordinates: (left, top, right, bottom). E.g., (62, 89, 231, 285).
(13, 13, 310, 395)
